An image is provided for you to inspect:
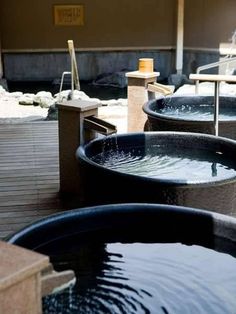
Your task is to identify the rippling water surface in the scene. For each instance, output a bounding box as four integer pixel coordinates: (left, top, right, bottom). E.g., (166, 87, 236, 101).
(91, 146, 236, 183)
(155, 104, 236, 121)
(43, 242, 236, 314)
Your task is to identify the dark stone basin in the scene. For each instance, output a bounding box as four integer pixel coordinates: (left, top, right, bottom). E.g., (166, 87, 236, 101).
(7, 204, 236, 313)
(76, 132, 236, 214)
(143, 95, 236, 139)
(7, 203, 236, 256)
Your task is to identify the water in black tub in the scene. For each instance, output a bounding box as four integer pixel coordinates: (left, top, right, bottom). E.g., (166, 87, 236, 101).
(91, 145, 236, 184)
(156, 103, 236, 121)
(43, 242, 236, 314)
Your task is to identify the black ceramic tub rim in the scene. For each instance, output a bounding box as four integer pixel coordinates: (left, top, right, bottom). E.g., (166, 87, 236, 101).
(7, 203, 236, 252)
(76, 131, 236, 187)
(143, 95, 236, 124)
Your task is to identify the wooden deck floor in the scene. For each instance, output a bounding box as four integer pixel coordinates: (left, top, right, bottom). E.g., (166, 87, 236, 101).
(0, 121, 66, 240)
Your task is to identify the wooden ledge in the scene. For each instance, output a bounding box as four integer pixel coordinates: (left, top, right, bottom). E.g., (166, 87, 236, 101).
(126, 70, 160, 79)
(190, 73, 236, 83)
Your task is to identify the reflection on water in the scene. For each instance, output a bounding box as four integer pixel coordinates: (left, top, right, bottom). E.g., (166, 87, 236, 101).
(91, 146, 236, 183)
(43, 242, 236, 314)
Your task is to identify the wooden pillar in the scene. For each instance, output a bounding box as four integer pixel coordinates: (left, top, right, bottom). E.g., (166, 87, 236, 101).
(176, 0, 185, 74)
(126, 71, 159, 132)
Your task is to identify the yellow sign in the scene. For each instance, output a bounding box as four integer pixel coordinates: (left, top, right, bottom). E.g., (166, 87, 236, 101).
(54, 5, 84, 26)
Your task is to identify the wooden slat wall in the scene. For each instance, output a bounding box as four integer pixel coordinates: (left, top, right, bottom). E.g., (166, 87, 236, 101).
(0, 121, 65, 240)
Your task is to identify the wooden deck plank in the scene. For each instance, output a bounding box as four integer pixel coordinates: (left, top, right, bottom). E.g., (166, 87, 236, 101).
(0, 203, 65, 212)
(0, 121, 68, 240)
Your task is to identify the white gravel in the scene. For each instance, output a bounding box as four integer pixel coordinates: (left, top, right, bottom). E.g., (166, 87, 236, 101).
(0, 85, 128, 127)
(0, 97, 48, 123)
(0, 86, 49, 123)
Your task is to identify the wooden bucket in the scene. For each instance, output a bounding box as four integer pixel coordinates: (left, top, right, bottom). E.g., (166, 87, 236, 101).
(138, 58, 154, 72)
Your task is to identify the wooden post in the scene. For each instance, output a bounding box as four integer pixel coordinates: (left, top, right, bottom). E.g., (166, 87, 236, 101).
(126, 70, 159, 132)
(57, 99, 101, 197)
(0, 241, 49, 314)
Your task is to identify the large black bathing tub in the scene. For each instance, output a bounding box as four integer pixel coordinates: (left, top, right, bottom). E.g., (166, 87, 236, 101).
(7, 204, 236, 313)
(76, 132, 236, 214)
(143, 95, 236, 139)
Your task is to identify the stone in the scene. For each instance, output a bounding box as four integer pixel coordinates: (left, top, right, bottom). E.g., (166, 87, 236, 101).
(8, 91, 23, 98)
(0, 85, 7, 97)
(54, 90, 71, 102)
(168, 74, 192, 89)
(73, 90, 91, 100)
(92, 71, 128, 88)
(101, 98, 127, 106)
(19, 93, 35, 105)
(175, 81, 236, 96)
(54, 89, 91, 102)
(46, 104, 58, 120)
(34, 91, 55, 108)
(0, 79, 8, 90)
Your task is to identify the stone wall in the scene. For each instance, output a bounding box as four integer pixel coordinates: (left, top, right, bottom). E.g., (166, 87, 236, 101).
(3, 49, 219, 82)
